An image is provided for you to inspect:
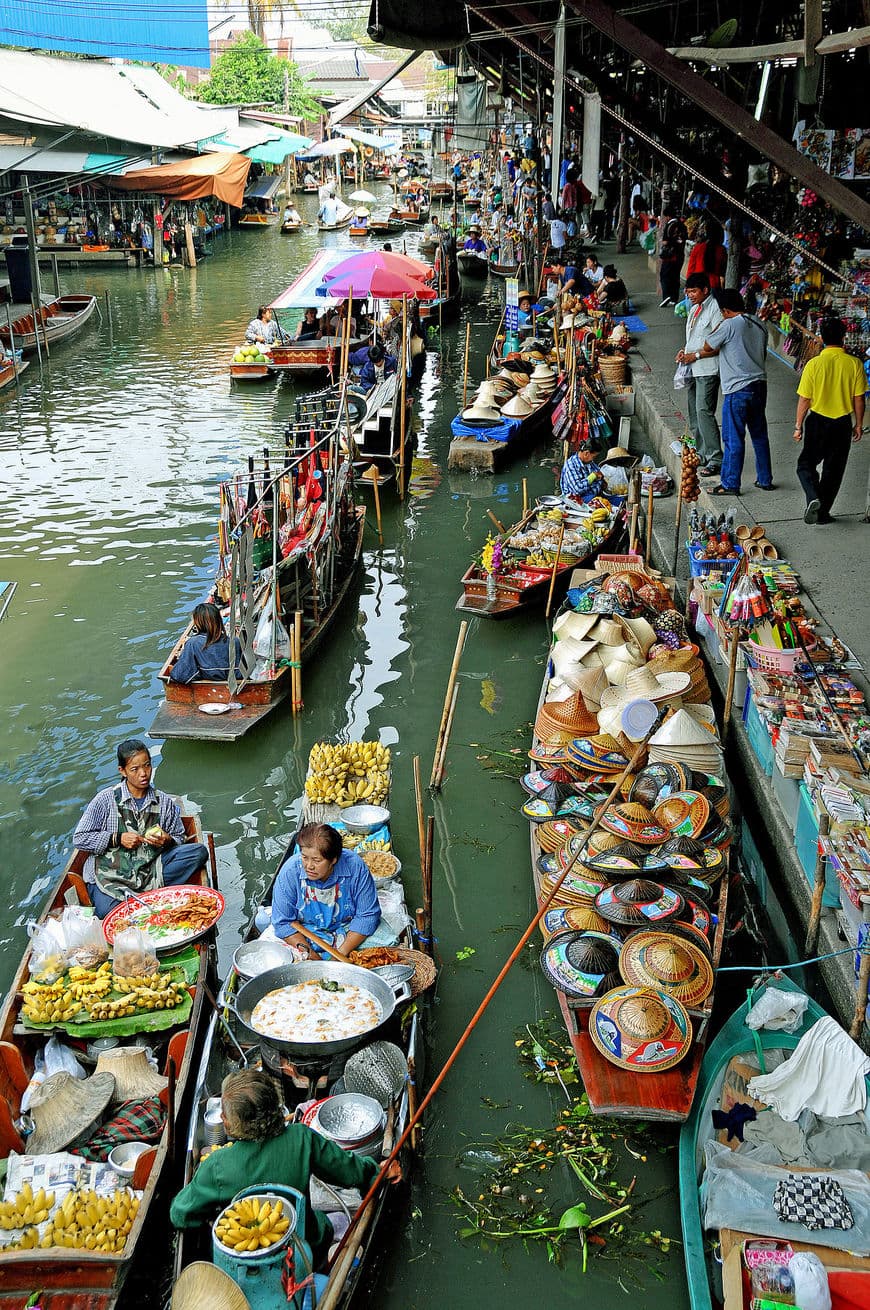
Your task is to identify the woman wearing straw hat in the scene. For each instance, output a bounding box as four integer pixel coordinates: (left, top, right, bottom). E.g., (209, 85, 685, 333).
(73, 739, 209, 918)
(171, 1070, 400, 1267)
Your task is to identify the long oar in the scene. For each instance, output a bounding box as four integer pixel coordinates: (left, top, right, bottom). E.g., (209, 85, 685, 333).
(326, 717, 659, 1273)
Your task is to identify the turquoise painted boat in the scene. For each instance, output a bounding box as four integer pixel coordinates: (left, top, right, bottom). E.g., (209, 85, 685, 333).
(679, 973, 870, 1310)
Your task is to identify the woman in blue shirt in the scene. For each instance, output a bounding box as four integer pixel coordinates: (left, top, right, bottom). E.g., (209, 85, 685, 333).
(271, 823, 381, 958)
(170, 603, 242, 684)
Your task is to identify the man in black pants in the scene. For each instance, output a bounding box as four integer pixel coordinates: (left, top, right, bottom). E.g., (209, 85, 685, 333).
(794, 317, 866, 524)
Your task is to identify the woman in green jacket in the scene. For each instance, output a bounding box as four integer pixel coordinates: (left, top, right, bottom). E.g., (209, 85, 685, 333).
(170, 1069, 399, 1266)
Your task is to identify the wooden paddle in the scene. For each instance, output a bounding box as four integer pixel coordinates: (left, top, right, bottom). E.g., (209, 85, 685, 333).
(291, 922, 348, 964)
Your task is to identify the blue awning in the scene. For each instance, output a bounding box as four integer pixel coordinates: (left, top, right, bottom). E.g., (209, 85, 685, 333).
(246, 132, 312, 165)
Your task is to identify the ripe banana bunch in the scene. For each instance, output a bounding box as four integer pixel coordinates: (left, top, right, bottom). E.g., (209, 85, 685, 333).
(21, 991, 84, 1024)
(113, 972, 174, 995)
(45, 1186, 140, 1252)
(361, 838, 390, 851)
(541, 508, 564, 522)
(215, 1196, 291, 1252)
(67, 963, 114, 1001)
(305, 740, 391, 807)
(89, 981, 183, 1021)
(0, 1184, 55, 1230)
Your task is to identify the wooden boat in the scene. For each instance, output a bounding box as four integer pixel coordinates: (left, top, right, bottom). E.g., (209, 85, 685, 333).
(679, 974, 870, 1309)
(298, 183, 320, 194)
(457, 250, 489, 278)
(172, 826, 428, 1309)
(0, 355, 28, 390)
(317, 208, 354, 232)
(238, 212, 277, 228)
(267, 338, 359, 379)
(349, 224, 370, 238)
(228, 354, 272, 383)
(489, 261, 523, 279)
(281, 219, 304, 233)
(149, 437, 365, 742)
(430, 181, 454, 199)
(526, 581, 729, 1120)
(0, 294, 97, 354)
(448, 374, 565, 472)
(389, 207, 426, 225)
(456, 505, 624, 618)
(0, 810, 216, 1310)
(369, 217, 405, 235)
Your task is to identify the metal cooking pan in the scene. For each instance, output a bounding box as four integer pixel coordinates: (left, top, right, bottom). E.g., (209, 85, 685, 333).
(227, 961, 407, 1059)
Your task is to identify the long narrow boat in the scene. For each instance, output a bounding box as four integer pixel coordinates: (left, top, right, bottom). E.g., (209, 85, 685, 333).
(489, 260, 523, 279)
(238, 212, 278, 228)
(172, 824, 428, 1308)
(267, 251, 364, 379)
(281, 219, 304, 234)
(149, 436, 365, 743)
(456, 500, 624, 618)
(317, 207, 354, 233)
(368, 217, 405, 235)
(294, 375, 414, 493)
(0, 810, 216, 1309)
(457, 250, 488, 278)
(0, 355, 28, 390)
(0, 295, 97, 354)
(679, 974, 870, 1309)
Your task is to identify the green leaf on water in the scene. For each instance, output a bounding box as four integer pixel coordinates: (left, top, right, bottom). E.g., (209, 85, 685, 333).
(559, 1204, 591, 1231)
(458, 1227, 479, 1239)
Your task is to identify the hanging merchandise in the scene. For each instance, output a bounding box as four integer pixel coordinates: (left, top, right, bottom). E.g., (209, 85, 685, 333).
(252, 583, 292, 661)
(680, 441, 701, 503)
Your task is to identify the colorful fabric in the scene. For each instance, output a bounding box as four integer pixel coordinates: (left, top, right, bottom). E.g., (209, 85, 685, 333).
(773, 1173, 854, 1231)
(77, 1096, 166, 1161)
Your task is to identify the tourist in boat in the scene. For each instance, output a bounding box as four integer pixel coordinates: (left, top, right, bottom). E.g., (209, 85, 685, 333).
(325, 302, 357, 338)
(282, 203, 301, 226)
(169, 603, 242, 686)
(270, 822, 381, 957)
(517, 291, 533, 328)
(296, 308, 323, 341)
(171, 1069, 400, 1265)
(245, 307, 277, 346)
(463, 224, 487, 254)
(73, 739, 210, 918)
(352, 207, 369, 229)
(597, 264, 629, 311)
(318, 194, 340, 226)
(423, 214, 441, 241)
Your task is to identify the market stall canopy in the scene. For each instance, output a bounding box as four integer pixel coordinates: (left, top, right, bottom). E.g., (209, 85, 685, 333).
(270, 249, 363, 310)
(108, 153, 252, 208)
(0, 49, 236, 150)
(296, 139, 356, 158)
(204, 128, 312, 165)
(245, 132, 313, 165)
(338, 125, 400, 152)
(0, 142, 142, 175)
(323, 249, 436, 300)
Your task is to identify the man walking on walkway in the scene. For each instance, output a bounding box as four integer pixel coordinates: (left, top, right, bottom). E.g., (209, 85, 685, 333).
(793, 317, 865, 524)
(700, 288, 774, 497)
(676, 273, 722, 475)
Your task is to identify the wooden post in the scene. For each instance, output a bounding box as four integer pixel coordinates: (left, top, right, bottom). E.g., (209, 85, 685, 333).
(722, 627, 742, 741)
(51, 254, 60, 298)
(430, 622, 468, 789)
(422, 814, 435, 948)
(29, 296, 45, 370)
(413, 755, 426, 873)
(486, 508, 506, 533)
(522, 478, 528, 516)
(293, 611, 303, 712)
(545, 521, 566, 619)
(184, 216, 197, 268)
(804, 814, 831, 955)
(672, 476, 684, 575)
(5, 305, 20, 391)
(462, 320, 472, 408)
(644, 480, 654, 564)
(851, 946, 870, 1041)
(371, 466, 383, 544)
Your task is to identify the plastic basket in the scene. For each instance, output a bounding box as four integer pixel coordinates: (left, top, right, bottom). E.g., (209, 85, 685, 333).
(687, 543, 743, 578)
(742, 641, 801, 674)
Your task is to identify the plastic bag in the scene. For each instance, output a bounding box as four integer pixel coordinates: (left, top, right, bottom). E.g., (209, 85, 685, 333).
(253, 591, 291, 660)
(20, 1037, 86, 1112)
(673, 362, 691, 390)
(639, 227, 657, 254)
(673, 296, 689, 318)
(112, 927, 158, 978)
(789, 1252, 831, 1310)
(28, 918, 67, 982)
(746, 986, 809, 1033)
(62, 906, 109, 969)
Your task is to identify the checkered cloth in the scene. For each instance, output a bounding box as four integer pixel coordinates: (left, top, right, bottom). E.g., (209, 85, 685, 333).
(76, 1096, 166, 1162)
(773, 1173, 854, 1232)
(560, 456, 602, 498)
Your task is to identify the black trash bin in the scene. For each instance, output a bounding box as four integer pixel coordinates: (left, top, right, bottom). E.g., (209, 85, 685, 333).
(4, 237, 31, 303)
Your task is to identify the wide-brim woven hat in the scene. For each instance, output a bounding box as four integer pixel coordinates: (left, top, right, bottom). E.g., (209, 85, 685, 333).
(621, 616, 658, 655)
(94, 1046, 168, 1105)
(619, 932, 711, 1006)
(461, 402, 502, 424)
(650, 709, 718, 750)
(541, 930, 622, 1000)
(172, 1263, 252, 1310)
(28, 1070, 116, 1155)
(588, 985, 693, 1072)
(599, 802, 669, 845)
(652, 790, 711, 840)
(553, 611, 600, 643)
(501, 394, 533, 418)
(605, 446, 634, 465)
(599, 668, 690, 710)
(586, 618, 626, 647)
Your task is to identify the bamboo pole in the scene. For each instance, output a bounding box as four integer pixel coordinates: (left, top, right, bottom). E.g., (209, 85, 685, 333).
(522, 478, 528, 517)
(293, 611, 303, 712)
(804, 814, 831, 955)
(722, 626, 742, 741)
(486, 508, 506, 533)
(545, 521, 566, 620)
(851, 947, 870, 1040)
(371, 466, 383, 545)
(644, 480, 655, 564)
(429, 622, 468, 789)
(462, 320, 472, 408)
(406, 1053, 420, 1151)
(420, 814, 435, 954)
(412, 755, 426, 872)
(433, 685, 460, 789)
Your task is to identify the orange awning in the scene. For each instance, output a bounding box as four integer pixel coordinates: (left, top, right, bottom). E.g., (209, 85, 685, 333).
(108, 152, 252, 207)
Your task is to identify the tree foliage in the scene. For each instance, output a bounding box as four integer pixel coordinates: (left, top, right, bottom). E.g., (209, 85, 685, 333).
(195, 32, 320, 117)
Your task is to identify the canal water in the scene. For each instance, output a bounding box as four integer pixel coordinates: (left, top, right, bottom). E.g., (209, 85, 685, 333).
(2, 189, 691, 1306)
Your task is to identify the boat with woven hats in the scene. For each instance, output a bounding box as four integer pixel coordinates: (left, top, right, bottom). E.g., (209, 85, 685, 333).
(566, 734, 630, 774)
(652, 789, 711, 839)
(0, 804, 216, 1308)
(588, 986, 693, 1074)
(540, 931, 623, 1000)
(618, 932, 714, 1009)
(599, 801, 670, 845)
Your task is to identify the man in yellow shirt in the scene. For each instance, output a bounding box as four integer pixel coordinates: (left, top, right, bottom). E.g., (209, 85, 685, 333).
(794, 317, 865, 524)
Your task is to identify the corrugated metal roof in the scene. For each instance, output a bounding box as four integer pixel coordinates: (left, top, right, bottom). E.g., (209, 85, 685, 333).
(1, 3, 210, 69)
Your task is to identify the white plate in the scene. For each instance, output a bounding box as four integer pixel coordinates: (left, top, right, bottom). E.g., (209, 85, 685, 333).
(198, 702, 232, 715)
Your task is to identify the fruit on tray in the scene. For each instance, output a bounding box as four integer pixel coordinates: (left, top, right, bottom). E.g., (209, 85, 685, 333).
(21, 963, 185, 1025)
(215, 1196, 291, 1252)
(304, 740, 391, 807)
(43, 1187, 140, 1251)
(233, 345, 267, 364)
(0, 1184, 56, 1230)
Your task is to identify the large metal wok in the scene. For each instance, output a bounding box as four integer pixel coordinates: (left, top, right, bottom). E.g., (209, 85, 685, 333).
(228, 961, 407, 1059)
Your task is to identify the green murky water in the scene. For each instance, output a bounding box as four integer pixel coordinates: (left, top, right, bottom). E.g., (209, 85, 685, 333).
(0, 187, 689, 1306)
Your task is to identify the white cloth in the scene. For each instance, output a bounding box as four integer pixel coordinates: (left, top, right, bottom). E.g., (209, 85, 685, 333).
(748, 1016, 870, 1122)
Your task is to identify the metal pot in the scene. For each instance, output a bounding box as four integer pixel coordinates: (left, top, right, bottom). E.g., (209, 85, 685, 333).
(232, 937, 296, 980)
(228, 961, 408, 1060)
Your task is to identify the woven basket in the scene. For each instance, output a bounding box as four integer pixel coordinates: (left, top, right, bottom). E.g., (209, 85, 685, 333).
(598, 355, 628, 386)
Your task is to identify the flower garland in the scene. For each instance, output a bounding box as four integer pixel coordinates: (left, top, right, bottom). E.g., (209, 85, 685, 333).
(481, 534, 503, 575)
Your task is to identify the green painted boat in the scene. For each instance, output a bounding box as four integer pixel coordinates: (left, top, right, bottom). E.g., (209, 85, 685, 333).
(679, 973, 870, 1310)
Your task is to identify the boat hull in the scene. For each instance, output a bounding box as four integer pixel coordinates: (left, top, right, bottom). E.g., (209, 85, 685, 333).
(238, 215, 277, 228)
(0, 295, 97, 354)
(229, 361, 272, 382)
(280, 221, 303, 233)
(458, 253, 489, 278)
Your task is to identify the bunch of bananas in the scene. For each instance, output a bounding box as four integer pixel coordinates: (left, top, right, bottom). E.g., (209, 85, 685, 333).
(88, 979, 184, 1022)
(215, 1196, 291, 1252)
(21, 987, 84, 1025)
(44, 1187, 139, 1252)
(113, 972, 175, 996)
(67, 962, 114, 1001)
(0, 1184, 55, 1230)
(539, 508, 564, 522)
(304, 740, 391, 808)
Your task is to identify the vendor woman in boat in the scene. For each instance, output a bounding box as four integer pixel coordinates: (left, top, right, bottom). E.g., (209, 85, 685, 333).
(170, 1069, 400, 1265)
(73, 739, 209, 918)
(245, 306, 277, 345)
(271, 822, 381, 958)
(169, 602, 242, 685)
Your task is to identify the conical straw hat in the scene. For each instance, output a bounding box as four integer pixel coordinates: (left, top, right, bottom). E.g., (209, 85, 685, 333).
(28, 1071, 116, 1155)
(650, 709, 716, 749)
(172, 1263, 252, 1310)
(553, 611, 599, 643)
(619, 932, 714, 1008)
(95, 1046, 168, 1104)
(545, 678, 574, 703)
(501, 394, 533, 418)
(588, 986, 693, 1072)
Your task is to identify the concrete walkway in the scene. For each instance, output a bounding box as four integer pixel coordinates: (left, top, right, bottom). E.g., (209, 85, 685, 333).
(610, 245, 870, 676)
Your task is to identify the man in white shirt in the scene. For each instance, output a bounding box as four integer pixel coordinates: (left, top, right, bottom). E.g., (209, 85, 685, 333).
(676, 273, 723, 475)
(549, 211, 567, 254)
